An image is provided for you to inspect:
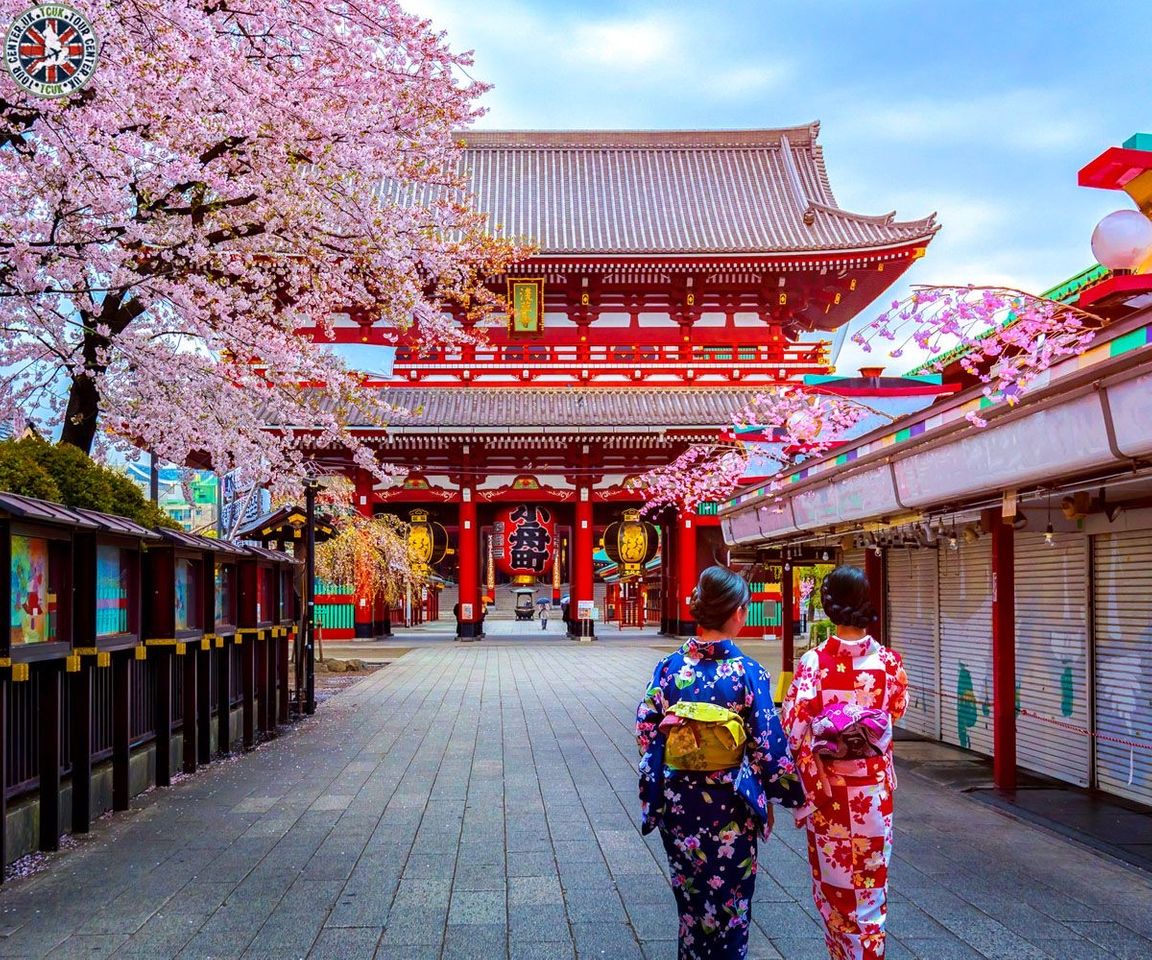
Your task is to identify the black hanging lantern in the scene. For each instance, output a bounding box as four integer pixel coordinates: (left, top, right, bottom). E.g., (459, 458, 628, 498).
(603, 509, 660, 580)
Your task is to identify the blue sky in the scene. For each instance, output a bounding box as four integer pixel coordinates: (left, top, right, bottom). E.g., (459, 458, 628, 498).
(406, 0, 1147, 373)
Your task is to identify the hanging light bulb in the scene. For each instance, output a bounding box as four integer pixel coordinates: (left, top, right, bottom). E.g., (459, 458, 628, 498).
(1045, 490, 1055, 546)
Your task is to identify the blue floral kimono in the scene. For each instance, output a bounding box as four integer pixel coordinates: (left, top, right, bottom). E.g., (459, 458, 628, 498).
(637, 638, 805, 960)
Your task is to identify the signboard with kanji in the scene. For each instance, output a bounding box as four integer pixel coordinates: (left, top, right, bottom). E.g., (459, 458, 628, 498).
(508, 278, 544, 335)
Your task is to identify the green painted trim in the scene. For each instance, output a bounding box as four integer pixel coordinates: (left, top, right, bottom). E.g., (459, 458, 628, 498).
(1122, 133, 1152, 151)
(1110, 327, 1149, 356)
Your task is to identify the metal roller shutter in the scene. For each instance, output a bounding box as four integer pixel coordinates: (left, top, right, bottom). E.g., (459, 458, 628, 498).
(1014, 533, 1090, 786)
(1093, 530, 1152, 806)
(842, 548, 866, 569)
(886, 549, 940, 739)
(939, 539, 994, 755)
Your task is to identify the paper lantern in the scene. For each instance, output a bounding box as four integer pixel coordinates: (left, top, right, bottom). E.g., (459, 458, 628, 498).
(407, 509, 448, 575)
(493, 504, 556, 583)
(602, 509, 660, 579)
(1091, 209, 1152, 272)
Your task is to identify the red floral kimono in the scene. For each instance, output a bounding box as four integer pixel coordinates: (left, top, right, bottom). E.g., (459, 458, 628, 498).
(782, 636, 908, 960)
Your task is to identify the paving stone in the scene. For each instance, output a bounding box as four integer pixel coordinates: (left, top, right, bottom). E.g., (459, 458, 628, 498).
(307, 927, 382, 959)
(0, 644, 1148, 960)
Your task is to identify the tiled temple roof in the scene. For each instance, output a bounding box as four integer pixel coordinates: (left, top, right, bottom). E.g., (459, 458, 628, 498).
(344, 387, 765, 429)
(379, 124, 937, 256)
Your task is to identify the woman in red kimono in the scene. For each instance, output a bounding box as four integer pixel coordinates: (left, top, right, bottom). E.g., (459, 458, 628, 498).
(783, 566, 908, 960)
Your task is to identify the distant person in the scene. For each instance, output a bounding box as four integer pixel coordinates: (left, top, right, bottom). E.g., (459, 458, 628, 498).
(783, 565, 908, 960)
(560, 600, 571, 634)
(636, 565, 804, 958)
(539, 602, 549, 630)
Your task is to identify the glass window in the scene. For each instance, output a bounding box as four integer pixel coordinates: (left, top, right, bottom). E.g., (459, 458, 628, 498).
(11, 535, 58, 645)
(215, 563, 236, 628)
(96, 544, 136, 636)
(175, 558, 201, 631)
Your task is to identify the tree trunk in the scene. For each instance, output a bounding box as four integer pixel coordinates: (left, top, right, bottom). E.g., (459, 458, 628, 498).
(57, 295, 141, 454)
(59, 372, 100, 453)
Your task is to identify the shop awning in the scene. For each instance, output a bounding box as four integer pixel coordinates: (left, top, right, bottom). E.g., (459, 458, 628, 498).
(721, 311, 1152, 544)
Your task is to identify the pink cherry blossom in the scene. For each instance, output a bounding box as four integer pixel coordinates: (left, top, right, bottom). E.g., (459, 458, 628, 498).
(0, 0, 523, 501)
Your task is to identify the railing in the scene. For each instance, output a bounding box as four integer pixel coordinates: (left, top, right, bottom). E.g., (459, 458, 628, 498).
(387, 341, 831, 385)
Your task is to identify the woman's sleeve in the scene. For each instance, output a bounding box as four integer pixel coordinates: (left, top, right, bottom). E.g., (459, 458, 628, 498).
(636, 661, 668, 754)
(636, 660, 669, 834)
(744, 663, 805, 811)
(782, 652, 820, 753)
(885, 649, 909, 723)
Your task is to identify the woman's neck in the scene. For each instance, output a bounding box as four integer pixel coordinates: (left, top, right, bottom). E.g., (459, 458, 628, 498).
(697, 629, 728, 644)
(834, 625, 868, 641)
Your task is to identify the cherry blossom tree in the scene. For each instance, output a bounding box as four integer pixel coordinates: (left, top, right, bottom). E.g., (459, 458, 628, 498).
(854, 285, 1102, 425)
(630, 388, 871, 514)
(0, 0, 521, 498)
(315, 511, 418, 610)
(632, 287, 1102, 512)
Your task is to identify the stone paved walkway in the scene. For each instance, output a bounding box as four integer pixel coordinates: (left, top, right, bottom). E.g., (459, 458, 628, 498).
(1, 645, 1149, 959)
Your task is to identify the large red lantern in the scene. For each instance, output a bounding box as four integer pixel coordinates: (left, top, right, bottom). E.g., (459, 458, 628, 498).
(492, 504, 556, 584)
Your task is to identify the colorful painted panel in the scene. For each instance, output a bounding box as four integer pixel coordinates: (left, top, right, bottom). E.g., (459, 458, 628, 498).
(215, 564, 235, 628)
(175, 558, 198, 631)
(11, 536, 55, 645)
(96, 545, 130, 636)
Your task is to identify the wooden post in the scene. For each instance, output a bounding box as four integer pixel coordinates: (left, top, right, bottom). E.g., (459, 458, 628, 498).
(182, 647, 197, 775)
(112, 651, 130, 811)
(255, 634, 269, 736)
(154, 649, 172, 787)
(197, 645, 212, 765)
(676, 510, 698, 637)
(217, 639, 232, 754)
(70, 659, 93, 833)
(264, 631, 278, 736)
(0, 678, 8, 878)
(38, 663, 61, 851)
(780, 561, 795, 672)
(991, 516, 1017, 791)
(242, 637, 256, 750)
(277, 633, 290, 725)
(865, 547, 886, 646)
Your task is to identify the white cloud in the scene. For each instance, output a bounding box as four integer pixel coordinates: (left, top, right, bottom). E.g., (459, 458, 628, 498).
(401, 0, 793, 126)
(566, 16, 680, 69)
(837, 89, 1101, 153)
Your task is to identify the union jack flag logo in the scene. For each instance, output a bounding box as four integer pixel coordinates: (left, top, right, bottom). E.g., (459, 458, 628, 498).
(5, 5, 99, 98)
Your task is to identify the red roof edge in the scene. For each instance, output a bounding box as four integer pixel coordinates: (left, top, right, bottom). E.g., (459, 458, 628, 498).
(1077, 146, 1152, 190)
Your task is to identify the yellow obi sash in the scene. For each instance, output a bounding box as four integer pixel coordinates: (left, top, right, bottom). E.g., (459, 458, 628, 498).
(663, 701, 747, 772)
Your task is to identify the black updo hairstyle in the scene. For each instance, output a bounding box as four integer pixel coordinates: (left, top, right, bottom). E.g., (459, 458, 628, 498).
(820, 565, 878, 629)
(689, 565, 751, 631)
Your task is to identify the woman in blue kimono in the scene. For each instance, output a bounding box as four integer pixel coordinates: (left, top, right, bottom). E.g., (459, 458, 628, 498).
(637, 565, 805, 959)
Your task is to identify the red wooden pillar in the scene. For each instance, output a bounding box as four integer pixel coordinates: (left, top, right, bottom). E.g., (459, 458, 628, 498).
(780, 561, 794, 671)
(661, 515, 676, 636)
(865, 547, 886, 646)
(572, 492, 595, 639)
(677, 510, 698, 636)
(354, 470, 374, 639)
(457, 494, 481, 640)
(991, 517, 1017, 791)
